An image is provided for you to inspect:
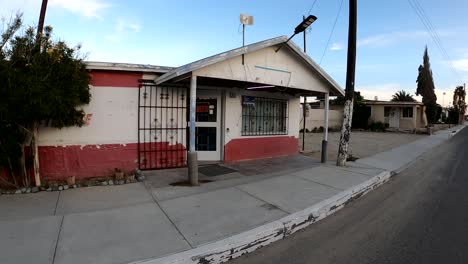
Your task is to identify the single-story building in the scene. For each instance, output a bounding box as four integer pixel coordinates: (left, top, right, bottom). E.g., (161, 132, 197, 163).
(36, 36, 344, 181)
(364, 100, 428, 130)
(300, 99, 344, 132)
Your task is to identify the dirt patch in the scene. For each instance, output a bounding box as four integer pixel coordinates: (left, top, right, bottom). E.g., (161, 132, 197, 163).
(300, 131, 427, 161)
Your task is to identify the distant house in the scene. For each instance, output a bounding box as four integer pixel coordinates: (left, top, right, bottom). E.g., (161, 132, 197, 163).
(300, 99, 344, 131)
(364, 101, 427, 130)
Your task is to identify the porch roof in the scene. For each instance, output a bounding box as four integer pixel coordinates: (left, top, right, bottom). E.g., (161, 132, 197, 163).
(154, 36, 345, 96)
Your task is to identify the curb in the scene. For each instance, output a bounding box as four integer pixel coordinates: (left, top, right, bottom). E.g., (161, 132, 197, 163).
(132, 170, 392, 264)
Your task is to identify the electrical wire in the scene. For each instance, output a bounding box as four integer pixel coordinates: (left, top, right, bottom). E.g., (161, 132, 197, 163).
(306, 0, 319, 15)
(407, 0, 462, 82)
(412, 0, 459, 78)
(319, 0, 344, 65)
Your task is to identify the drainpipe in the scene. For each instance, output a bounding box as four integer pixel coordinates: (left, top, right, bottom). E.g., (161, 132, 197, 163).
(188, 75, 199, 186)
(321, 92, 329, 163)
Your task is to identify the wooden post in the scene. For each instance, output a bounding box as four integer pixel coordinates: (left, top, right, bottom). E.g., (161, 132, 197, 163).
(337, 0, 357, 167)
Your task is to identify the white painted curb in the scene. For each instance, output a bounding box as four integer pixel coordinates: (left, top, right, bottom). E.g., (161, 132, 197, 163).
(131, 170, 392, 264)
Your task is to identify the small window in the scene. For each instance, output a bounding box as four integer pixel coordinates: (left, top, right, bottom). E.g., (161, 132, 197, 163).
(384, 107, 391, 117)
(402, 107, 413, 118)
(241, 96, 288, 136)
(196, 98, 217, 122)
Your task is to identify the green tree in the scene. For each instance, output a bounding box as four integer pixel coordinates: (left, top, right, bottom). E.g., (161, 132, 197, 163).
(0, 14, 90, 188)
(416, 46, 438, 124)
(453, 85, 466, 124)
(391, 90, 416, 102)
(333, 91, 370, 129)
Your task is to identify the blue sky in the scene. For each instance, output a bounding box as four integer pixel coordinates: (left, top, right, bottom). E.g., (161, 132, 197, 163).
(2, 0, 468, 105)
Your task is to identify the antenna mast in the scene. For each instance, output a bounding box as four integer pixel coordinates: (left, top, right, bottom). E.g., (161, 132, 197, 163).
(240, 14, 254, 65)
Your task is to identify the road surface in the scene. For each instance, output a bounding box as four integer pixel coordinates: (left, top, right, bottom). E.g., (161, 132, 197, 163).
(231, 127, 468, 264)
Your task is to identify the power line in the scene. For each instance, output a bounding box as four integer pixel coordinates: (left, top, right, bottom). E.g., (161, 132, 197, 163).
(407, 0, 462, 82)
(306, 0, 319, 15)
(412, 0, 459, 79)
(319, 0, 344, 65)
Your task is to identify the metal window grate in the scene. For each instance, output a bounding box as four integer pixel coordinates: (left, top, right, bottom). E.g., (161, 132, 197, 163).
(241, 96, 288, 136)
(138, 81, 188, 170)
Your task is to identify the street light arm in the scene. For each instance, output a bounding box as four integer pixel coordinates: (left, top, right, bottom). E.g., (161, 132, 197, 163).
(275, 33, 297, 53)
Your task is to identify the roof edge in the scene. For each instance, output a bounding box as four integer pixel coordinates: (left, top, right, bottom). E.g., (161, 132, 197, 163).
(154, 36, 344, 97)
(363, 101, 424, 105)
(284, 41, 345, 96)
(155, 36, 288, 84)
(86, 61, 174, 73)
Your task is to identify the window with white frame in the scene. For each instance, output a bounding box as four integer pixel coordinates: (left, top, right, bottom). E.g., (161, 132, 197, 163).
(402, 107, 413, 118)
(241, 96, 288, 136)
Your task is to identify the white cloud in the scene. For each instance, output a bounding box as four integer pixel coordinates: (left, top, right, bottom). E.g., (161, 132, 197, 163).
(357, 83, 416, 101)
(357, 30, 452, 48)
(49, 0, 110, 19)
(105, 18, 142, 42)
(330, 43, 343, 51)
(451, 58, 468, 72)
(116, 19, 141, 33)
(357, 83, 456, 107)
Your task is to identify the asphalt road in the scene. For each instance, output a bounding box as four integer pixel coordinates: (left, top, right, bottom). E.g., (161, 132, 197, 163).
(231, 127, 468, 264)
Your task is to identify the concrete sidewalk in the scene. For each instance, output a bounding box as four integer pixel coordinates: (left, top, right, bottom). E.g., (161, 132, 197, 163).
(0, 125, 464, 264)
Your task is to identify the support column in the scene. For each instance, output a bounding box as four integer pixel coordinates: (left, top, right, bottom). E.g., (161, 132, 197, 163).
(188, 75, 199, 186)
(321, 92, 329, 163)
(302, 96, 307, 151)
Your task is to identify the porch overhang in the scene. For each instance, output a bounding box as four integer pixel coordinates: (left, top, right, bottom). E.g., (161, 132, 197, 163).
(154, 36, 344, 97)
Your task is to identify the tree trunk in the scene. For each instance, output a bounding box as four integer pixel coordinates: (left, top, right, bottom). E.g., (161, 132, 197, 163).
(31, 123, 41, 187)
(19, 145, 29, 187)
(337, 99, 353, 166)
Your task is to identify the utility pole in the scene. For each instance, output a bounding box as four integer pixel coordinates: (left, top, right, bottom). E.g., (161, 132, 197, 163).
(303, 15, 307, 53)
(337, 0, 357, 167)
(36, 0, 48, 42)
(30, 0, 49, 187)
(302, 15, 307, 151)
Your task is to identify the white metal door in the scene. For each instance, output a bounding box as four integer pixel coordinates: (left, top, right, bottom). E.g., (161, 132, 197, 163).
(389, 107, 400, 128)
(195, 91, 221, 161)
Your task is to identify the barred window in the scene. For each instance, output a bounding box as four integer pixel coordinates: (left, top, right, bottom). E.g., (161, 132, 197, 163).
(241, 96, 288, 136)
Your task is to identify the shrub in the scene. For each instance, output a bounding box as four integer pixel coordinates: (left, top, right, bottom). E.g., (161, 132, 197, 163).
(369, 121, 386, 132)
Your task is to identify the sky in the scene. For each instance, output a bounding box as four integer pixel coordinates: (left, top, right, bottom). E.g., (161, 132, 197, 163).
(1, 0, 468, 106)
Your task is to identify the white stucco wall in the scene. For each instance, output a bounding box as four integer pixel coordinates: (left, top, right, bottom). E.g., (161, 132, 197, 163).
(194, 46, 331, 93)
(223, 88, 300, 145)
(300, 109, 343, 131)
(38, 86, 139, 146)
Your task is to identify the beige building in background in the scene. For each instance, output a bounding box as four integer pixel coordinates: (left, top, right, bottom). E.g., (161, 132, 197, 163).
(364, 101, 428, 130)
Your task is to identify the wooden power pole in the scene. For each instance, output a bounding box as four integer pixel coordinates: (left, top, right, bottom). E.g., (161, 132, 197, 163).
(337, 0, 357, 166)
(31, 0, 48, 187)
(36, 0, 48, 42)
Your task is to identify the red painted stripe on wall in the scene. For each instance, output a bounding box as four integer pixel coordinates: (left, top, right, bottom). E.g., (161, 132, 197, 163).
(39, 142, 186, 180)
(90, 70, 142, 88)
(224, 136, 299, 162)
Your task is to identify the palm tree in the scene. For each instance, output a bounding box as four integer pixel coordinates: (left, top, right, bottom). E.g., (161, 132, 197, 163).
(391, 90, 416, 102)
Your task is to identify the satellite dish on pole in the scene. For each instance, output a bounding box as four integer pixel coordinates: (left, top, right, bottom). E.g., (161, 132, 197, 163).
(240, 14, 253, 65)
